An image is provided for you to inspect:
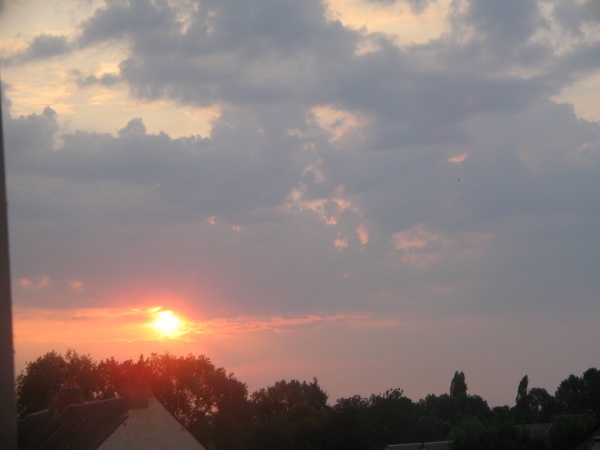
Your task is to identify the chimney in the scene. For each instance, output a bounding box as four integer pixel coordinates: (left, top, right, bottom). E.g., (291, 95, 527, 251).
(49, 388, 84, 419)
(123, 384, 151, 409)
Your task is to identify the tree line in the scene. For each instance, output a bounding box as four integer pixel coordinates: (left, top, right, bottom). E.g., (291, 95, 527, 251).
(16, 350, 600, 450)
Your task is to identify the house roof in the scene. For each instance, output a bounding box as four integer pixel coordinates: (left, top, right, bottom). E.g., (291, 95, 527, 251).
(18, 397, 129, 450)
(521, 422, 553, 435)
(571, 423, 600, 450)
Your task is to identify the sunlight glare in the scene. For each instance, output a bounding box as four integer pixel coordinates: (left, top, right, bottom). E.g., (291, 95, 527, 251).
(151, 310, 181, 337)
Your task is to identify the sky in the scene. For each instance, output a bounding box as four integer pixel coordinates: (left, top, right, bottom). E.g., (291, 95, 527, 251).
(0, 0, 599, 407)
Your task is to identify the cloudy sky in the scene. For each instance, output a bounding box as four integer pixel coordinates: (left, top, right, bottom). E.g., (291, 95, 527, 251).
(1, 0, 600, 406)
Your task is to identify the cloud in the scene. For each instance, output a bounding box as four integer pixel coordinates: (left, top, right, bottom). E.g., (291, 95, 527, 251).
(73, 71, 121, 88)
(3, 34, 72, 64)
(1, 1, 600, 409)
(18, 275, 51, 289)
(2, 0, 600, 372)
(362, 0, 437, 14)
(13, 304, 371, 344)
(553, 0, 600, 35)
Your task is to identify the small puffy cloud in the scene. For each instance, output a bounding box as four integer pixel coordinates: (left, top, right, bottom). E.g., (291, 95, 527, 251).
(310, 105, 369, 143)
(334, 235, 349, 251)
(393, 225, 491, 269)
(448, 152, 468, 164)
(68, 280, 84, 291)
(18, 275, 52, 289)
(357, 225, 369, 245)
(118, 117, 146, 137)
(394, 224, 448, 268)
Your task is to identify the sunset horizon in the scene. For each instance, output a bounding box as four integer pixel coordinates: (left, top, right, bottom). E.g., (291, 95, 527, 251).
(2, 0, 600, 416)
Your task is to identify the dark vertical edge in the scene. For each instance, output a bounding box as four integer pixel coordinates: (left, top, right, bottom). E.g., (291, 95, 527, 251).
(0, 77, 18, 449)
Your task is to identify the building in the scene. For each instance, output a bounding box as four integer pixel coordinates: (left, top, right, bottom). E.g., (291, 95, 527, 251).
(18, 386, 206, 450)
(571, 423, 600, 450)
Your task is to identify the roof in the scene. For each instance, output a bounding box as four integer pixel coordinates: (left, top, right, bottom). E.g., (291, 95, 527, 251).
(571, 423, 600, 450)
(18, 397, 128, 450)
(386, 441, 452, 450)
(521, 422, 552, 435)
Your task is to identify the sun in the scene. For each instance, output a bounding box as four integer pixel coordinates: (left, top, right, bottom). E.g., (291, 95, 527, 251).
(151, 310, 181, 337)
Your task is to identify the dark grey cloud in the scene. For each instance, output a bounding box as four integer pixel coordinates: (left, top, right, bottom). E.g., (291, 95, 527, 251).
(466, 0, 540, 42)
(4, 0, 600, 321)
(4, 34, 72, 64)
(553, 0, 600, 35)
(363, 0, 437, 14)
(72, 70, 121, 87)
(78, 0, 177, 46)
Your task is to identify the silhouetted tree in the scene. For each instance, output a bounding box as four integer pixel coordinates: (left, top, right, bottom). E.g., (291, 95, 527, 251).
(250, 378, 327, 419)
(450, 418, 545, 450)
(555, 368, 600, 415)
(366, 388, 428, 447)
(245, 379, 328, 450)
(16, 350, 249, 449)
(516, 375, 529, 405)
(513, 375, 560, 423)
(450, 371, 468, 397)
(324, 395, 372, 450)
(16, 349, 600, 450)
(545, 415, 597, 450)
(527, 387, 559, 422)
(16, 349, 98, 419)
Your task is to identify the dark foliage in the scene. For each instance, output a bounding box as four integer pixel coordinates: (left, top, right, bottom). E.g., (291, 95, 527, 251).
(16, 349, 99, 419)
(450, 371, 468, 397)
(556, 368, 600, 415)
(15, 352, 600, 450)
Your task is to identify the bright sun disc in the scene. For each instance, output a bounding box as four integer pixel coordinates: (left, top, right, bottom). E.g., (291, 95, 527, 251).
(152, 310, 181, 335)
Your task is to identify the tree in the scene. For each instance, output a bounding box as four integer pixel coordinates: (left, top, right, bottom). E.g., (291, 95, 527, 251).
(582, 368, 600, 414)
(513, 375, 532, 422)
(545, 415, 597, 450)
(516, 375, 529, 405)
(16, 349, 249, 449)
(513, 375, 559, 423)
(527, 387, 559, 422)
(450, 418, 545, 450)
(324, 395, 376, 450)
(245, 379, 328, 450)
(143, 352, 249, 448)
(16, 349, 98, 419)
(450, 371, 468, 397)
(555, 368, 600, 414)
(250, 378, 327, 419)
(366, 388, 427, 447)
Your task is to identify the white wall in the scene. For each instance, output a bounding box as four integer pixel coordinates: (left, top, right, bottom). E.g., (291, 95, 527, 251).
(99, 397, 206, 450)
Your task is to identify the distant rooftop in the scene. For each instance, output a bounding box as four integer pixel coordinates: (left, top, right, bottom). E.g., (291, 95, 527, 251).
(18, 397, 128, 450)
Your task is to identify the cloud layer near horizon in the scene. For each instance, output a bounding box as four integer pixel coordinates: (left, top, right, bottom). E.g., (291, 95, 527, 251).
(1, 0, 600, 405)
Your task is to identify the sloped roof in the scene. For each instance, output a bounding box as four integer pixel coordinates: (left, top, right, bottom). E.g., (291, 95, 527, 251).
(521, 422, 553, 435)
(571, 423, 600, 450)
(18, 397, 128, 450)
